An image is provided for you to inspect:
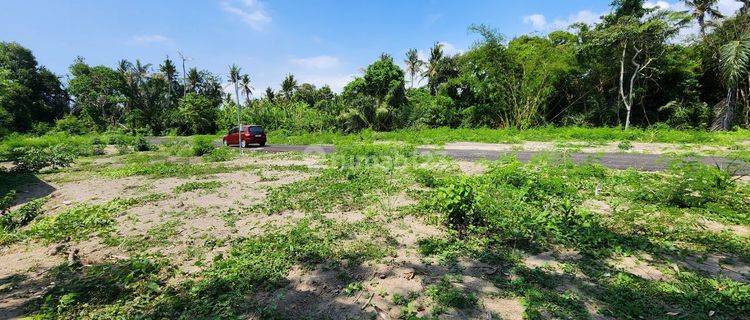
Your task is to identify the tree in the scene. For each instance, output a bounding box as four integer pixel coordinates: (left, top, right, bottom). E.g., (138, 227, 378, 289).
(424, 42, 444, 94)
(341, 54, 407, 131)
(0, 42, 69, 131)
(265, 87, 275, 102)
(240, 74, 253, 107)
(177, 93, 218, 134)
(684, 0, 724, 37)
(67, 58, 125, 130)
(228, 64, 242, 150)
(583, 5, 689, 129)
(713, 34, 750, 130)
(405, 48, 424, 89)
(281, 74, 298, 100)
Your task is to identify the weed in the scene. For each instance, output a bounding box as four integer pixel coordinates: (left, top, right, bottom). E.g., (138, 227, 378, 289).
(618, 140, 633, 150)
(0, 197, 45, 231)
(425, 276, 477, 310)
(173, 181, 222, 193)
(192, 136, 215, 156)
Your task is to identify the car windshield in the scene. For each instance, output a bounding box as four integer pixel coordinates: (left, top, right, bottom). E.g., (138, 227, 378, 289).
(248, 126, 264, 134)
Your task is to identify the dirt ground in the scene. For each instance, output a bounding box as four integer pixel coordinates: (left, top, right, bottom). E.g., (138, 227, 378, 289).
(1, 146, 749, 320)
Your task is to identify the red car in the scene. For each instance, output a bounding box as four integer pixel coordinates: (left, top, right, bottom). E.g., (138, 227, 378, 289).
(222, 125, 267, 148)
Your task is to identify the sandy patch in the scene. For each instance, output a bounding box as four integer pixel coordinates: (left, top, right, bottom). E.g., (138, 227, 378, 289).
(458, 161, 487, 175)
(483, 297, 524, 320)
(608, 254, 669, 281)
(700, 218, 750, 237)
(673, 253, 750, 283)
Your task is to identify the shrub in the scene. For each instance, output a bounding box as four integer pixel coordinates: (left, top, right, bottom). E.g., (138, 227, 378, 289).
(431, 178, 483, 233)
(192, 136, 215, 157)
(0, 197, 45, 231)
(663, 161, 734, 208)
(132, 136, 153, 152)
(203, 147, 236, 162)
(54, 115, 91, 135)
(618, 140, 633, 150)
(11, 145, 75, 172)
(1, 190, 16, 213)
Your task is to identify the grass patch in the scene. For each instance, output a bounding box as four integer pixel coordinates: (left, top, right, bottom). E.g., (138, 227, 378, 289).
(173, 181, 222, 193)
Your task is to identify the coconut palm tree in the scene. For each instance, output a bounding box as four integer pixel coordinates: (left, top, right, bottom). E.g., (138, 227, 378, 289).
(684, 0, 724, 37)
(229, 64, 243, 150)
(265, 87, 275, 102)
(240, 74, 254, 107)
(186, 68, 201, 93)
(281, 74, 298, 100)
(423, 42, 444, 95)
(405, 48, 423, 89)
(159, 57, 178, 95)
(713, 34, 750, 130)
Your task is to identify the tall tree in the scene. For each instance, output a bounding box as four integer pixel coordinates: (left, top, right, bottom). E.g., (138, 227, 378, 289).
(424, 42, 444, 95)
(265, 87, 275, 102)
(684, 0, 724, 37)
(404, 48, 423, 89)
(281, 74, 298, 100)
(240, 74, 253, 107)
(229, 64, 243, 151)
(714, 34, 750, 130)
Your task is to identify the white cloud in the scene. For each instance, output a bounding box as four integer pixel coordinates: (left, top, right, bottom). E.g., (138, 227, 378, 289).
(289, 55, 341, 69)
(523, 10, 602, 30)
(523, 14, 547, 29)
(717, 0, 743, 15)
(130, 34, 172, 45)
(644, 1, 672, 9)
(296, 74, 354, 92)
(439, 41, 463, 55)
(221, 0, 271, 31)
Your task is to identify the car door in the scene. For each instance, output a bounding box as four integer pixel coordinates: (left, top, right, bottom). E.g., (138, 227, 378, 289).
(228, 128, 238, 145)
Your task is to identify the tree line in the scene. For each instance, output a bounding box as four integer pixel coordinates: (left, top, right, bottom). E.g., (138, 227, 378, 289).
(2, 0, 750, 138)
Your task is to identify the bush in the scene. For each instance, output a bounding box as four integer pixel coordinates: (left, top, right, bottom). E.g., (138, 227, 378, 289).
(132, 136, 153, 152)
(11, 145, 75, 172)
(54, 115, 91, 135)
(1, 190, 16, 214)
(618, 140, 633, 150)
(192, 136, 216, 156)
(431, 178, 483, 233)
(663, 161, 734, 208)
(0, 197, 44, 231)
(203, 147, 236, 162)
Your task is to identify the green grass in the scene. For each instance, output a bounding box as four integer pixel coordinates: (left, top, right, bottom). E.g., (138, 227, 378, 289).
(173, 181, 223, 193)
(268, 126, 750, 146)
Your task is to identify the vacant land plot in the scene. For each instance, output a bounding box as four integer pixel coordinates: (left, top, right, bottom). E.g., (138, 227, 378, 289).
(1, 138, 749, 320)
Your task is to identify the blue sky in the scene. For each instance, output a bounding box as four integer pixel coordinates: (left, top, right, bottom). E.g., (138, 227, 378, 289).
(0, 0, 743, 93)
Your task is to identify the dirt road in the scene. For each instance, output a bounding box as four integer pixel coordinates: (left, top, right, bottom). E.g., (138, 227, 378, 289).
(259, 144, 749, 174)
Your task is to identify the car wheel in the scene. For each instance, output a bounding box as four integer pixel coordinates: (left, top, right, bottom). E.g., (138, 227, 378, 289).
(260, 142, 266, 147)
(240, 140, 246, 148)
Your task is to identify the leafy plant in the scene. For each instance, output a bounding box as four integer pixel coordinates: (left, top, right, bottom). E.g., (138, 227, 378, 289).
(0, 197, 44, 231)
(192, 136, 215, 156)
(10, 145, 75, 172)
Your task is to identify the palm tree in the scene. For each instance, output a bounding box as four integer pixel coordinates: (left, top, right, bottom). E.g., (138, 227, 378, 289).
(423, 42, 444, 95)
(741, 0, 750, 14)
(229, 64, 243, 150)
(265, 87, 275, 102)
(240, 74, 254, 107)
(713, 35, 750, 130)
(160, 57, 177, 94)
(684, 0, 724, 37)
(281, 74, 298, 100)
(186, 68, 201, 93)
(405, 48, 423, 89)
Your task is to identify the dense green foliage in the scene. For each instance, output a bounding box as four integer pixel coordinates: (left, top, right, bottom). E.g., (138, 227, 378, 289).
(4, 1, 750, 139)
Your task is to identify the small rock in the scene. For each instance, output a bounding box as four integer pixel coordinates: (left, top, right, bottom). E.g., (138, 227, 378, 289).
(62, 200, 72, 205)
